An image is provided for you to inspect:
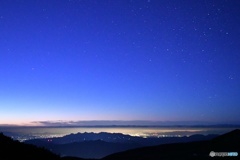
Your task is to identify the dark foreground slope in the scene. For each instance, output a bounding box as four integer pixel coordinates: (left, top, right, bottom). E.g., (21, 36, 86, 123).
(103, 129, 240, 160)
(0, 133, 59, 160)
(0, 133, 86, 160)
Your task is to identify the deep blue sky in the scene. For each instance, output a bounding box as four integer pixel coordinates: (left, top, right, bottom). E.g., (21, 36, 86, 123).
(0, 0, 240, 125)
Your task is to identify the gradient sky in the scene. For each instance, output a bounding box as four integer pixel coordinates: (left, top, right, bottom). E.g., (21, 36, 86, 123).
(0, 0, 240, 125)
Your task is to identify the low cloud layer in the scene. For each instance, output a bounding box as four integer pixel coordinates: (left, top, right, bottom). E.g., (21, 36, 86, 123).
(29, 120, 239, 127)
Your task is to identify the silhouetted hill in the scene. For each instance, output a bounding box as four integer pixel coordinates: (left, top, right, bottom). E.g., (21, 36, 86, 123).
(212, 129, 240, 143)
(102, 129, 240, 160)
(0, 132, 60, 160)
(25, 139, 141, 159)
(53, 140, 140, 159)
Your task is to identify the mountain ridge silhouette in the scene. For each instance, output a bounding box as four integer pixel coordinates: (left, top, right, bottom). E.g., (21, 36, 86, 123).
(0, 129, 239, 160)
(24, 131, 217, 158)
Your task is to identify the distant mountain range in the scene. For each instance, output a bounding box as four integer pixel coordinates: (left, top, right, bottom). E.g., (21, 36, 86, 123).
(24, 132, 217, 159)
(1, 130, 239, 160)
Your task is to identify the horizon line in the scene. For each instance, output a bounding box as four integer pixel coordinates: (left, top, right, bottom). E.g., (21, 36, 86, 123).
(1, 120, 240, 127)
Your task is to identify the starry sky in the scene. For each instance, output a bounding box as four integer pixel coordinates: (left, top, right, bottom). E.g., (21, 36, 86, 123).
(0, 0, 240, 126)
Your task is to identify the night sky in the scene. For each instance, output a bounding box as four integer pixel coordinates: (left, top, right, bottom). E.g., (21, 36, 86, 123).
(0, 0, 240, 125)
